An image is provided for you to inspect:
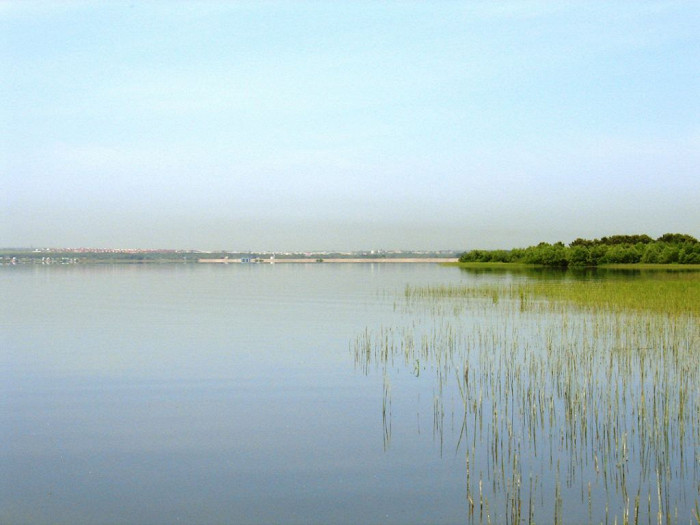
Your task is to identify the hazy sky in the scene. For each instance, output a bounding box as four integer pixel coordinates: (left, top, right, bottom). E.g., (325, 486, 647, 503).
(2, 1, 698, 251)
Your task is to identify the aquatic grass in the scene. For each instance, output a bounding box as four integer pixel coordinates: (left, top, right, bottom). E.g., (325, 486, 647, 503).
(404, 271, 700, 316)
(526, 275, 700, 316)
(353, 270, 700, 524)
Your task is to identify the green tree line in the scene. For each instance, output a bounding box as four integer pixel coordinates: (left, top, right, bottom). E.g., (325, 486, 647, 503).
(459, 233, 700, 267)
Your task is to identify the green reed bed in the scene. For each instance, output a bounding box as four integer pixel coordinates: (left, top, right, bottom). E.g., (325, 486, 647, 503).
(353, 272, 700, 524)
(526, 275, 700, 316)
(406, 271, 700, 315)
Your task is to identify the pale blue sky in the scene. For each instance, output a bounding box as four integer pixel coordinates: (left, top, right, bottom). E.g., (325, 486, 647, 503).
(2, 1, 698, 251)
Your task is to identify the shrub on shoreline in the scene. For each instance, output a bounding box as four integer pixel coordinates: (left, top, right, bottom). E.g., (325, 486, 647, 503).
(458, 233, 700, 267)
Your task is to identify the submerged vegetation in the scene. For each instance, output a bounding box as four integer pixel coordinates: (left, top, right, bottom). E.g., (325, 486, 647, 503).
(353, 269, 700, 524)
(458, 233, 700, 267)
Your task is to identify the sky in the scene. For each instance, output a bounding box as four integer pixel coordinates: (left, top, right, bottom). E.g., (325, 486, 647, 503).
(2, 1, 699, 251)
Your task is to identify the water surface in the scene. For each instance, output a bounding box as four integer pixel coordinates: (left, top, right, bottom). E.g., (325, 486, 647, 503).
(2, 264, 471, 524)
(2, 264, 698, 524)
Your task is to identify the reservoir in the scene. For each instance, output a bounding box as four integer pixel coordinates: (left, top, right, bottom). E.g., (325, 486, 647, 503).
(1, 264, 698, 524)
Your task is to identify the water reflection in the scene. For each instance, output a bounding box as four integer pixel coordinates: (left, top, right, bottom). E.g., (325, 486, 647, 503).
(459, 264, 700, 280)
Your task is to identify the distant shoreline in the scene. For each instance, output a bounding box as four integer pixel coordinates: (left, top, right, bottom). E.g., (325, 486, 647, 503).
(0, 250, 459, 266)
(199, 258, 459, 264)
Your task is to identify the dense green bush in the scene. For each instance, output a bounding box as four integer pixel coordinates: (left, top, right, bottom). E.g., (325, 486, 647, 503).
(458, 233, 699, 267)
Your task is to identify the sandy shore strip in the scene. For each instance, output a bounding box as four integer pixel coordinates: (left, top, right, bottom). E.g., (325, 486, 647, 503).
(199, 258, 458, 264)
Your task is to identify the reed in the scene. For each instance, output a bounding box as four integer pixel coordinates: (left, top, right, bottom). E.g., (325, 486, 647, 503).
(352, 269, 700, 523)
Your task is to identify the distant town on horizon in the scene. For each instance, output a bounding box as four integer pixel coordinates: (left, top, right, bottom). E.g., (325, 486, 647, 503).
(2, 232, 698, 266)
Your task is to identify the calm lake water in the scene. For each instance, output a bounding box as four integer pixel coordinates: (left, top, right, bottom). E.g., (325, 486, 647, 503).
(1, 264, 698, 524)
